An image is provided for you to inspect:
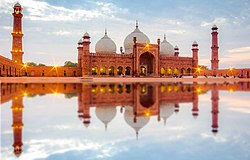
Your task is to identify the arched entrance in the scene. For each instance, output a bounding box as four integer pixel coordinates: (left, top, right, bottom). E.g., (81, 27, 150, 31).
(91, 66, 98, 75)
(108, 66, 114, 76)
(125, 66, 131, 76)
(117, 66, 123, 76)
(140, 52, 154, 76)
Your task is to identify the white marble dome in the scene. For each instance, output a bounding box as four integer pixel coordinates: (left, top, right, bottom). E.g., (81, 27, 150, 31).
(124, 106, 150, 138)
(95, 106, 117, 130)
(160, 34, 174, 56)
(95, 30, 116, 54)
(160, 103, 175, 126)
(124, 22, 150, 54)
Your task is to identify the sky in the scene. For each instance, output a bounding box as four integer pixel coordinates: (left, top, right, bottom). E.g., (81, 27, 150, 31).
(0, 0, 250, 68)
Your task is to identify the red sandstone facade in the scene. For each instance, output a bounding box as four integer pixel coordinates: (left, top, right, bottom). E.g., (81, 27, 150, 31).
(0, 3, 249, 78)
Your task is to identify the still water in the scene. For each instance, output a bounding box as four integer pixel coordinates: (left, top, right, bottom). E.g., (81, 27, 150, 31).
(1, 82, 250, 160)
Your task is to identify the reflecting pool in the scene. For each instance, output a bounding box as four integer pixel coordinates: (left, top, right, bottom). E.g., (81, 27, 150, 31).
(1, 82, 250, 160)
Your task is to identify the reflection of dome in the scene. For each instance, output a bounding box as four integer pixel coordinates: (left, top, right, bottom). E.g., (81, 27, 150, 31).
(95, 30, 116, 54)
(124, 106, 150, 139)
(95, 106, 117, 130)
(124, 21, 150, 54)
(160, 104, 175, 125)
(160, 34, 174, 56)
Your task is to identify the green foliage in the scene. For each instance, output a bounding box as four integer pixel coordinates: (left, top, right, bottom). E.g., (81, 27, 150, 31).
(198, 65, 209, 70)
(64, 61, 77, 67)
(64, 93, 77, 99)
(38, 63, 46, 66)
(25, 62, 37, 66)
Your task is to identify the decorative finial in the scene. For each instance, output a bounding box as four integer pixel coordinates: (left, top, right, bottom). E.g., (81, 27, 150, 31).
(105, 28, 107, 35)
(136, 20, 138, 28)
(136, 131, 139, 140)
(164, 34, 166, 40)
(105, 124, 107, 132)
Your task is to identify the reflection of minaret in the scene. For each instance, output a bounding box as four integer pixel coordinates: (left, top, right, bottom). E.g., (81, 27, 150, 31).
(82, 85, 91, 127)
(211, 86, 219, 134)
(77, 92, 83, 121)
(174, 103, 180, 113)
(11, 96, 24, 157)
(192, 90, 199, 118)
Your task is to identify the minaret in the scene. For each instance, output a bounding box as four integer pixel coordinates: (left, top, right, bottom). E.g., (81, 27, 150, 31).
(211, 85, 219, 135)
(82, 32, 91, 76)
(11, 96, 24, 157)
(11, 2, 24, 64)
(211, 25, 219, 74)
(77, 38, 83, 68)
(192, 41, 199, 71)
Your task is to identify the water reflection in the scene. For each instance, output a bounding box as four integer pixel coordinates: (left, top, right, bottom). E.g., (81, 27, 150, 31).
(1, 82, 250, 158)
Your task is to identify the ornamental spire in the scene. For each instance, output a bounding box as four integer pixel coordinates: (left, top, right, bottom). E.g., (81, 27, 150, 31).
(136, 20, 138, 28)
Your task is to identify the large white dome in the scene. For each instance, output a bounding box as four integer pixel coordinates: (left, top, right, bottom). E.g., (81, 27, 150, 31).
(160, 34, 174, 56)
(124, 22, 150, 54)
(95, 30, 116, 54)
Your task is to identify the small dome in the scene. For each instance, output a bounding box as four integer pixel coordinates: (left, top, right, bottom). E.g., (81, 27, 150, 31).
(95, 106, 117, 130)
(160, 34, 174, 56)
(124, 21, 150, 54)
(14, 2, 21, 7)
(160, 104, 175, 126)
(174, 45, 179, 50)
(212, 24, 218, 29)
(193, 41, 198, 45)
(95, 30, 116, 54)
(84, 32, 90, 37)
(124, 106, 150, 137)
(78, 38, 83, 43)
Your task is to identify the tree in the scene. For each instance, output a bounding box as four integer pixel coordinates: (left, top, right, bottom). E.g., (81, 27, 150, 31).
(198, 65, 209, 70)
(64, 61, 77, 67)
(25, 62, 37, 66)
(38, 63, 46, 66)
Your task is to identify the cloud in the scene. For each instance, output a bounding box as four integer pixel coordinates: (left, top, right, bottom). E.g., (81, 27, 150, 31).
(221, 94, 250, 114)
(0, 26, 12, 30)
(0, 0, 129, 22)
(228, 46, 250, 53)
(49, 30, 75, 36)
(200, 17, 227, 27)
(199, 47, 250, 68)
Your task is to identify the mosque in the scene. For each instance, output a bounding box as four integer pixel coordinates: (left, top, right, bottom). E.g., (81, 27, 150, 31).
(1, 2, 249, 78)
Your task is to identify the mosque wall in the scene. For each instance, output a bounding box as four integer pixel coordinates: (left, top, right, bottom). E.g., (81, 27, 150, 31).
(159, 56, 194, 76)
(0, 55, 24, 77)
(23, 66, 81, 77)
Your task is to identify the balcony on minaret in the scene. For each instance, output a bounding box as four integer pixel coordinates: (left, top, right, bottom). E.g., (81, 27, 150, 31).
(13, 2, 22, 14)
